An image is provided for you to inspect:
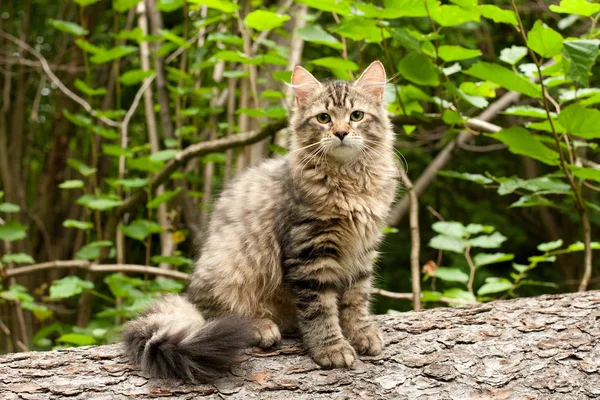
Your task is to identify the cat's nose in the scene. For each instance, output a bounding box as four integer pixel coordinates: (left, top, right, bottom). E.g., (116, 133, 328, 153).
(334, 131, 348, 141)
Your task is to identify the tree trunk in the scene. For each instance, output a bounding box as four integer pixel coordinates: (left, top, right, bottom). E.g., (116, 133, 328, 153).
(1, 291, 599, 399)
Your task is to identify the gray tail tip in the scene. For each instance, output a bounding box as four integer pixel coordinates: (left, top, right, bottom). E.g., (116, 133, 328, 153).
(123, 315, 254, 383)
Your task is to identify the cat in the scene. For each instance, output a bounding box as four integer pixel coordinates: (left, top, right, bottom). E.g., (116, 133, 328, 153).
(122, 60, 399, 382)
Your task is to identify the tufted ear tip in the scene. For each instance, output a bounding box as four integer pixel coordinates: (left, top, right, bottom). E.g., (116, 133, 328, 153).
(290, 66, 322, 105)
(355, 60, 387, 101)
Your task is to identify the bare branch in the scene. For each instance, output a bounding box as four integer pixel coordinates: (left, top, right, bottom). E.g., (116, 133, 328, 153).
(399, 169, 421, 311)
(0, 30, 120, 128)
(2, 260, 190, 280)
(117, 119, 288, 215)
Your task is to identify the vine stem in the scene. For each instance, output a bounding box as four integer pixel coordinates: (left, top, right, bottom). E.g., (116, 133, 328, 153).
(508, 0, 593, 292)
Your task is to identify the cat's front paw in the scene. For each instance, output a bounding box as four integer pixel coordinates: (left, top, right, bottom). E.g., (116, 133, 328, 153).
(312, 340, 356, 368)
(251, 318, 281, 348)
(348, 325, 383, 356)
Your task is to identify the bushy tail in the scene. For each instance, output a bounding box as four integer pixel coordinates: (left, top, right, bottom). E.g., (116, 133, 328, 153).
(122, 294, 253, 382)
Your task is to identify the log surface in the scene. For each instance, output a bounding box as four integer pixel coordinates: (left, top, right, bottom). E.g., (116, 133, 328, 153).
(1, 291, 600, 399)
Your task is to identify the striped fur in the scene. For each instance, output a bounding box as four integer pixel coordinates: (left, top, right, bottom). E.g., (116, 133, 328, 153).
(123, 61, 399, 379)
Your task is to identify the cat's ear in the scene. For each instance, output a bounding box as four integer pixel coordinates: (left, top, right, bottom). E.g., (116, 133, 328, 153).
(291, 66, 322, 105)
(355, 60, 387, 101)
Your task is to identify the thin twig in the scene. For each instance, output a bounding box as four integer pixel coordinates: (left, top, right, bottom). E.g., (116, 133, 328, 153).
(399, 169, 421, 311)
(465, 245, 476, 295)
(372, 288, 477, 305)
(0, 30, 120, 128)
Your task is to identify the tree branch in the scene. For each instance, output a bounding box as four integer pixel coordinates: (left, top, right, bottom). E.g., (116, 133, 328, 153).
(2, 259, 189, 280)
(116, 119, 288, 215)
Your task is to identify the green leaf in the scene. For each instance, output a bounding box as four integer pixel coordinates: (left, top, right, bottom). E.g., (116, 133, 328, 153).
(147, 187, 183, 209)
(90, 46, 137, 64)
(58, 180, 85, 189)
(463, 62, 541, 98)
(459, 81, 498, 98)
(86, 198, 122, 211)
(50, 276, 94, 299)
(497, 176, 571, 195)
(296, 0, 351, 15)
(549, 0, 600, 16)
(104, 273, 145, 298)
(158, 0, 185, 12)
(67, 159, 97, 177)
(119, 219, 163, 241)
(212, 50, 258, 65)
(102, 144, 132, 158)
(437, 45, 481, 62)
(444, 81, 488, 108)
(75, 39, 104, 54)
(537, 239, 564, 252)
(473, 253, 514, 267)
(432, 221, 466, 238)
(328, 17, 389, 43)
(510, 195, 556, 208)
(503, 105, 554, 119)
(499, 46, 528, 65)
(430, 5, 480, 27)
(429, 234, 468, 253)
(442, 288, 477, 305)
(468, 232, 507, 249)
(478, 5, 518, 25)
(113, 0, 140, 12)
(57, 333, 96, 346)
(63, 109, 91, 128)
(63, 219, 94, 230)
(149, 150, 178, 162)
(187, 0, 239, 13)
(244, 10, 290, 31)
(527, 20, 563, 58)
(158, 29, 190, 48)
(105, 177, 150, 188)
(562, 40, 599, 87)
(477, 277, 513, 295)
(206, 32, 244, 46)
(151, 255, 193, 267)
(568, 166, 600, 182)
(148, 278, 185, 293)
(1, 284, 33, 302)
(75, 240, 113, 261)
(92, 126, 119, 140)
(0, 202, 20, 213)
(465, 224, 495, 235)
(486, 127, 559, 166)
(310, 57, 358, 72)
(120, 69, 154, 86)
(2, 253, 34, 264)
(398, 51, 439, 87)
(295, 25, 342, 50)
(437, 171, 493, 185)
(127, 157, 163, 173)
(48, 19, 89, 36)
(559, 88, 600, 103)
(0, 220, 27, 241)
(74, 79, 107, 96)
(432, 267, 469, 283)
(421, 291, 442, 303)
(558, 104, 600, 139)
(73, 0, 101, 5)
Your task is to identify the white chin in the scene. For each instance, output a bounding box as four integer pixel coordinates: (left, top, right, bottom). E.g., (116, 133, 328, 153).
(328, 145, 360, 160)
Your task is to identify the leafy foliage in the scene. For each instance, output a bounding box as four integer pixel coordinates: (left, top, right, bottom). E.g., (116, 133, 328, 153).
(0, 0, 598, 353)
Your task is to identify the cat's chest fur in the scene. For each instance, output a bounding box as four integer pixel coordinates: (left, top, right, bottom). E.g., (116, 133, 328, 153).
(299, 162, 398, 262)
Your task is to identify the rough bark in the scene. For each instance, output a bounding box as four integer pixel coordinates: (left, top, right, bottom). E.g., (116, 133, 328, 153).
(1, 291, 599, 399)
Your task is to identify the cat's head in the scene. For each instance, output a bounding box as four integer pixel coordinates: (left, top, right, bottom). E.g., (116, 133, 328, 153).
(289, 60, 393, 163)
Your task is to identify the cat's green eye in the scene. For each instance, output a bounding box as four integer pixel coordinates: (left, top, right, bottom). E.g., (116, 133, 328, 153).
(316, 113, 331, 124)
(350, 111, 364, 122)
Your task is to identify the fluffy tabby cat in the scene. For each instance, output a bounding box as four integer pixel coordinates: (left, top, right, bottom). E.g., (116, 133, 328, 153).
(123, 60, 399, 382)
